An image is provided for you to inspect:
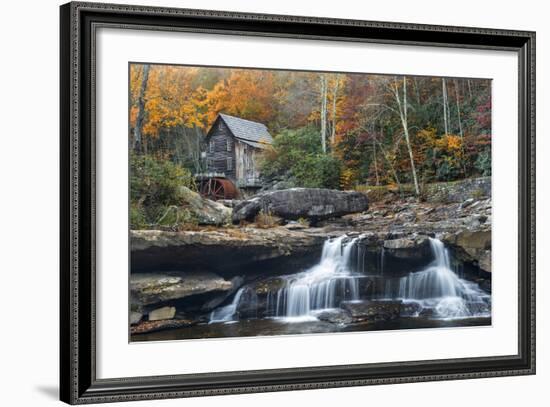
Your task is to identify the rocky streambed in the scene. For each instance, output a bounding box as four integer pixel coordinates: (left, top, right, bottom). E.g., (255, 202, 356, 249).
(130, 184, 492, 339)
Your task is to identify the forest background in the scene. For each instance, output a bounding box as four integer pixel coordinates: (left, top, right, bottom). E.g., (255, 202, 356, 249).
(129, 64, 491, 228)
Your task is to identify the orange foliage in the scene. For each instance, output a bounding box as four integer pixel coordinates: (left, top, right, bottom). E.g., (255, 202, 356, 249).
(204, 69, 278, 127)
(130, 65, 208, 138)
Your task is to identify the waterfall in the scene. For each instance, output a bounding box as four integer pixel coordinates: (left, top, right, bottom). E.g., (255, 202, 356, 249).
(387, 238, 490, 318)
(380, 247, 385, 275)
(209, 236, 363, 323)
(397, 238, 459, 299)
(208, 236, 490, 324)
(209, 287, 246, 323)
(274, 235, 362, 319)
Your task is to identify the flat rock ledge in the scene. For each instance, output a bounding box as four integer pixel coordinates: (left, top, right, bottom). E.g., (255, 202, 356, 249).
(130, 318, 198, 335)
(130, 271, 233, 306)
(130, 228, 326, 274)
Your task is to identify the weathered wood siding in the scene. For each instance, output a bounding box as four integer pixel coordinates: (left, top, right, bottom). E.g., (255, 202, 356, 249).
(234, 141, 261, 185)
(205, 120, 236, 179)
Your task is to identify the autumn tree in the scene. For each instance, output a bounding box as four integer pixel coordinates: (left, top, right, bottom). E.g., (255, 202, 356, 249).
(204, 69, 279, 127)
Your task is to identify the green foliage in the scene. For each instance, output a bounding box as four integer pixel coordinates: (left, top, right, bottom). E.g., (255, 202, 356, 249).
(261, 126, 342, 189)
(435, 157, 461, 182)
(474, 150, 492, 176)
(130, 154, 196, 228)
(296, 154, 342, 189)
(261, 126, 321, 176)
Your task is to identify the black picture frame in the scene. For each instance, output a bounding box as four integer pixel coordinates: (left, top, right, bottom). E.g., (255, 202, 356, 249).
(60, 1, 536, 404)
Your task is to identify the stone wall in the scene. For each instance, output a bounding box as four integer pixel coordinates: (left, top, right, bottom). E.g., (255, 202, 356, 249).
(424, 177, 491, 203)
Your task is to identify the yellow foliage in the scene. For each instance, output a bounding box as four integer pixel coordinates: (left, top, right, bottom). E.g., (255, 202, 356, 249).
(435, 134, 463, 157)
(339, 168, 356, 190)
(446, 134, 463, 151)
(130, 64, 209, 138)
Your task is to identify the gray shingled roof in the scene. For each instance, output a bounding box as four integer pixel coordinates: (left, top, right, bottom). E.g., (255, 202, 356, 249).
(218, 113, 273, 148)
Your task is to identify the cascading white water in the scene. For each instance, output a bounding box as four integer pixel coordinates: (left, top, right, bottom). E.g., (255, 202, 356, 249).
(398, 238, 459, 298)
(268, 235, 362, 320)
(387, 237, 490, 319)
(209, 287, 246, 323)
(208, 236, 490, 324)
(380, 247, 385, 275)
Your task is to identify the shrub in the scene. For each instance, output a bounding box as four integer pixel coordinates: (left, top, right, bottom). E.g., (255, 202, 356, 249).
(474, 150, 491, 176)
(130, 203, 148, 229)
(130, 154, 196, 228)
(297, 217, 310, 227)
(339, 168, 356, 190)
(471, 187, 486, 200)
(435, 158, 461, 182)
(254, 209, 280, 228)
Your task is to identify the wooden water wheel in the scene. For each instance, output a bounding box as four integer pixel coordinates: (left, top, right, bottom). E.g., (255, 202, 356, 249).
(198, 177, 238, 200)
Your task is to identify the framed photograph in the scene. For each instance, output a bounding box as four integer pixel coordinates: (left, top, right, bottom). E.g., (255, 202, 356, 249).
(60, 1, 535, 404)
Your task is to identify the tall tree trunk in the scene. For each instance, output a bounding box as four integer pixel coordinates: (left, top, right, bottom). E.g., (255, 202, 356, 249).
(194, 126, 202, 173)
(413, 77, 421, 104)
(392, 77, 420, 196)
(134, 64, 150, 153)
(320, 74, 328, 153)
(330, 75, 340, 146)
(373, 128, 380, 186)
(454, 79, 464, 139)
(442, 77, 449, 135)
(454, 79, 467, 176)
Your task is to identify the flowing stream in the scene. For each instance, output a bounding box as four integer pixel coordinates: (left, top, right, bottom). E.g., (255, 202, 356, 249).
(209, 236, 490, 324)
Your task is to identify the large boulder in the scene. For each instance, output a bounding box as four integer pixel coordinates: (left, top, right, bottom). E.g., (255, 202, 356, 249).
(179, 186, 231, 225)
(148, 306, 176, 321)
(232, 188, 369, 223)
(442, 230, 491, 273)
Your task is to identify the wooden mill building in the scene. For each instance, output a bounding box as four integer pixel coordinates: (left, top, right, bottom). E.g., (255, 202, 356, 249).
(204, 113, 273, 187)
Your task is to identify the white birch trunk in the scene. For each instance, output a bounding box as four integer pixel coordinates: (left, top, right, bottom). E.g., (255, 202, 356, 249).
(392, 77, 420, 196)
(373, 131, 379, 186)
(330, 75, 340, 146)
(454, 79, 467, 176)
(320, 74, 328, 154)
(454, 79, 464, 138)
(442, 77, 449, 135)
